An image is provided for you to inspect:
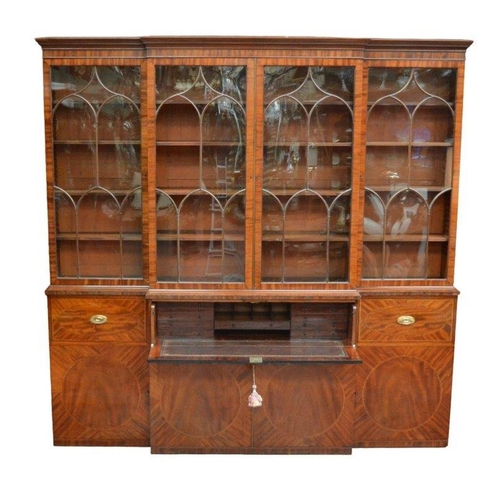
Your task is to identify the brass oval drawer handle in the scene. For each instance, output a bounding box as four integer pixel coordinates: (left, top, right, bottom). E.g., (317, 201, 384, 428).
(90, 314, 108, 325)
(397, 315, 415, 326)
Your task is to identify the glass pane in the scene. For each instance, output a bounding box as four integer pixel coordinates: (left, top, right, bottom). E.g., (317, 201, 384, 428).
(284, 241, 328, 282)
(51, 65, 142, 280)
(156, 65, 246, 283)
(384, 241, 426, 278)
(52, 67, 94, 101)
(156, 191, 178, 281)
(262, 65, 354, 283)
(363, 67, 456, 280)
(177, 192, 245, 283)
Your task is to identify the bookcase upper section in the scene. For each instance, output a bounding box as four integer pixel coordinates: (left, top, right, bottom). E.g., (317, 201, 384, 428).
(38, 36, 471, 289)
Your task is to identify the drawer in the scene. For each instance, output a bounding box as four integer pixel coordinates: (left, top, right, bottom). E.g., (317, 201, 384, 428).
(50, 297, 146, 343)
(359, 297, 455, 343)
(159, 302, 214, 319)
(291, 303, 350, 339)
(156, 302, 214, 337)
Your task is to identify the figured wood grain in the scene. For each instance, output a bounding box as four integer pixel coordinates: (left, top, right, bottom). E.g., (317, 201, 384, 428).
(358, 297, 456, 343)
(50, 296, 146, 343)
(37, 36, 471, 452)
(253, 364, 355, 451)
(37, 37, 472, 60)
(150, 364, 251, 451)
(50, 343, 150, 446)
(354, 345, 453, 446)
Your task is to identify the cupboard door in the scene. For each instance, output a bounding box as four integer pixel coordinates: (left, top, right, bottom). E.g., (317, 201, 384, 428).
(51, 65, 143, 280)
(363, 67, 457, 280)
(354, 345, 453, 447)
(50, 343, 150, 446)
(252, 364, 355, 452)
(149, 363, 251, 452)
(261, 65, 355, 284)
(155, 65, 247, 284)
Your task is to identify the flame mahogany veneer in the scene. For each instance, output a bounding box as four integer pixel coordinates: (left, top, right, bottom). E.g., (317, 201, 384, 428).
(38, 36, 471, 453)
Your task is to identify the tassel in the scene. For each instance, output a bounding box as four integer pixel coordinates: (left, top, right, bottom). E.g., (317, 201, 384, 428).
(248, 384, 263, 407)
(248, 365, 263, 407)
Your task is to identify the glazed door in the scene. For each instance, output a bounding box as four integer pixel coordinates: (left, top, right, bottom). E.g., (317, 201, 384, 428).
(50, 64, 144, 281)
(362, 66, 460, 282)
(154, 62, 251, 285)
(257, 62, 360, 286)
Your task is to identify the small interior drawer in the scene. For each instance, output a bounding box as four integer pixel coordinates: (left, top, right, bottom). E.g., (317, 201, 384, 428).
(358, 297, 455, 343)
(156, 302, 214, 338)
(49, 296, 146, 343)
(291, 303, 351, 339)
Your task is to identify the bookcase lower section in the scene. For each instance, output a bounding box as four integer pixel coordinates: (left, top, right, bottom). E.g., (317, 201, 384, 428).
(47, 293, 456, 453)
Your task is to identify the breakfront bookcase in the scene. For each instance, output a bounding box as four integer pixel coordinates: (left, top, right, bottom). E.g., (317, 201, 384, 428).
(37, 36, 471, 454)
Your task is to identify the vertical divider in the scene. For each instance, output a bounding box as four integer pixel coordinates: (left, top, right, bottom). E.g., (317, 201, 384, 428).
(351, 61, 368, 288)
(246, 58, 259, 289)
(145, 58, 157, 287)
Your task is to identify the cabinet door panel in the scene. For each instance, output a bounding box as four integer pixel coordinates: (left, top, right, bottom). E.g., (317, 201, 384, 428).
(354, 345, 453, 447)
(50, 344, 150, 446)
(150, 364, 251, 452)
(252, 364, 354, 451)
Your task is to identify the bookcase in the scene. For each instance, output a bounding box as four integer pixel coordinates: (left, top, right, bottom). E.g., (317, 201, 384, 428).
(37, 36, 471, 453)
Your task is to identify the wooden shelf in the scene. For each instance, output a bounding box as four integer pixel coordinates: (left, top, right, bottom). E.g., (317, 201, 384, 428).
(263, 142, 352, 147)
(367, 100, 454, 107)
(366, 141, 452, 147)
(56, 232, 142, 241)
(365, 185, 451, 192)
(363, 234, 449, 242)
(157, 233, 244, 241)
(54, 140, 141, 146)
(262, 233, 349, 242)
(263, 188, 351, 196)
(156, 141, 245, 147)
(54, 189, 141, 197)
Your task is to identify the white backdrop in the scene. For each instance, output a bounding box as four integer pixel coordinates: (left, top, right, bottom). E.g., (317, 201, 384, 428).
(1, 2, 496, 498)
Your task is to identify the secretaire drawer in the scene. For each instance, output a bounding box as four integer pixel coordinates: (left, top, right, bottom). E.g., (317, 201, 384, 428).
(358, 297, 455, 343)
(49, 297, 146, 343)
